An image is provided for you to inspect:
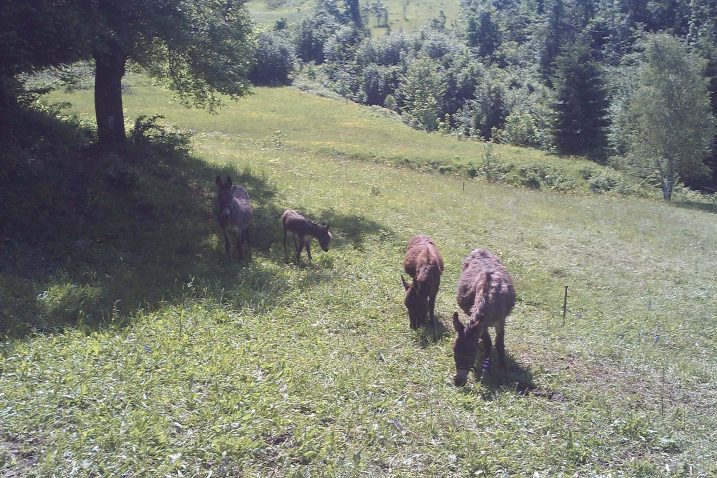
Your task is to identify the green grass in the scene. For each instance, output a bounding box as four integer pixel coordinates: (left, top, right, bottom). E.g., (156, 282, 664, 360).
(44, 74, 668, 196)
(1, 79, 717, 476)
(246, 0, 462, 36)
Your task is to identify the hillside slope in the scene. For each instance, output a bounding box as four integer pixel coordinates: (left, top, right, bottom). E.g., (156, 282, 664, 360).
(45, 76, 674, 198)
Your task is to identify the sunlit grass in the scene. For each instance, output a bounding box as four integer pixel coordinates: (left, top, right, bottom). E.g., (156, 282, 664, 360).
(46, 75, 651, 196)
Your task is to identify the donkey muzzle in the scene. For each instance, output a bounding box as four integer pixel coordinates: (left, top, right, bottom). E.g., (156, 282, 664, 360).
(454, 368, 470, 387)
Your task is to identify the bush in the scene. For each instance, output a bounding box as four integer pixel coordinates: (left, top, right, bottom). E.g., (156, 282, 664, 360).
(294, 12, 338, 64)
(250, 32, 295, 86)
(504, 162, 572, 190)
(494, 111, 547, 149)
(588, 170, 623, 193)
(130, 115, 191, 154)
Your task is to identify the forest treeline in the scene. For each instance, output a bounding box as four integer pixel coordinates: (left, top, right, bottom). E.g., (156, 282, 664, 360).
(253, 0, 717, 197)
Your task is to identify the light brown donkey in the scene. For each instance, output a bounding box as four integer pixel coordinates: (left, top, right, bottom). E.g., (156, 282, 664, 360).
(401, 235, 444, 330)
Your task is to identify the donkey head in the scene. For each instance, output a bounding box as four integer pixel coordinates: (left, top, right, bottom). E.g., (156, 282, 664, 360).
(215, 175, 234, 213)
(452, 312, 482, 386)
(317, 224, 332, 252)
(401, 275, 427, 330)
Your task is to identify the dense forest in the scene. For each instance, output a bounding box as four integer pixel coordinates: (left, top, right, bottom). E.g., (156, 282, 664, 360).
(251, 0, 717, 196)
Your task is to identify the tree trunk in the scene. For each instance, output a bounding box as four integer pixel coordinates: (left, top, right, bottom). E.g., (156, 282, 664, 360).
(662, 156, 675, 200)
(94, 43, 127, 149)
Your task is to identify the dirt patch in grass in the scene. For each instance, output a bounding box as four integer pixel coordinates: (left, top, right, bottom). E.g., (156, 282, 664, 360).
(0, 436, 38, 478)
(516, 384, 567, 401)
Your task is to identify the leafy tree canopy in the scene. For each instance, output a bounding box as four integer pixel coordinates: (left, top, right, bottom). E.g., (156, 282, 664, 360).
(628, 34, 716, 199)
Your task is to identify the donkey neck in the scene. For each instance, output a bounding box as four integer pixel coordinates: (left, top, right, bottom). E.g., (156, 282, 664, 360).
(305, 219, 326, 238)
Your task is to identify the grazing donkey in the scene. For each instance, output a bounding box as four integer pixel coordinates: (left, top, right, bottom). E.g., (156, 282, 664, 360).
(401, 235, 444, 329)
(281, 209, 332, 262)
(452, 249, 515, 386)
(215, 175, 253, 260)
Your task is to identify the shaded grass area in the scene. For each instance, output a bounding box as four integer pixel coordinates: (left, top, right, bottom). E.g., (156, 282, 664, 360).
(0, 108, 381, 338)
(1, 92, 716, 475)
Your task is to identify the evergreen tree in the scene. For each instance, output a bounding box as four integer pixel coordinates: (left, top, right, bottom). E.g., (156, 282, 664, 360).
(466, 8, 501, 59)
(540, 0, 569, 79)
(553, 39, 610, 159)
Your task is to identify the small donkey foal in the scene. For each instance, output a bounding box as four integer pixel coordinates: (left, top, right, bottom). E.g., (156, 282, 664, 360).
(281, 209, 332, 262)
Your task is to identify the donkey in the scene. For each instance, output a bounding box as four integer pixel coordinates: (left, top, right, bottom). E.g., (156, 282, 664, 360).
(401, 235, 444, 329)
(215, 175, 253, 261)
(452, 248, 515, 386)
(281, 209, 332, 262)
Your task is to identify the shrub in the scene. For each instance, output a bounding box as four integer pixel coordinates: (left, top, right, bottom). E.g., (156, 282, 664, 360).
(588, 170, 623, 193)
(250, 32, 295, 86)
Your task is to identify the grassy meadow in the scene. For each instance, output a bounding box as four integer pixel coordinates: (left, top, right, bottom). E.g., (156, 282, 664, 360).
(1, 78, 717, 476)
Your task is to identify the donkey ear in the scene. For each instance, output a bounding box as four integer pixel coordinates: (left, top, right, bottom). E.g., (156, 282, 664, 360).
(452, 312, 465, 334)
(225, 176, 232, 187)
(401, 275, 410, 291)
(215, 175, 223, 186)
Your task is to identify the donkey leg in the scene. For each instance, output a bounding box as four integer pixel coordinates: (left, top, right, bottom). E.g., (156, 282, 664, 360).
(428, 291, 437, 326)
(237, 231, 244, 260)
(295, 236, 304, 263)
(495, 323, 506, 370)
(305, 238, 312, 261)
(480, 331, 493, 373)
(223, 230, 231, 259)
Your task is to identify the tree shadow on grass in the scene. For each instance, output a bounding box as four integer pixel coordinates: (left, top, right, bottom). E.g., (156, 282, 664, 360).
(316, 208, 394, 251)
(0, 112, 287, 337)
(0, 108, 395, 340)
(671, 199, 717, 214)
(0, 140, 285, 338)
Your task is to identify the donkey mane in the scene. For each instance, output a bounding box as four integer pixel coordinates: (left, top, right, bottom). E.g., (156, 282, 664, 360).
(299, 212, 328, 229)
(467, 270, 493, 328)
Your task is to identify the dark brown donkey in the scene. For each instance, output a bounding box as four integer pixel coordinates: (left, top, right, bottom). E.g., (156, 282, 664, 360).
(281, 209, 332, 262)
(452, 248, 515, 386)
(215, 176, 253, 260)
(401, 235, 444, 329)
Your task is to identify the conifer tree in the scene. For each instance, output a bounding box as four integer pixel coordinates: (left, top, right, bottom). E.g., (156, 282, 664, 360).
(553, 39, 609, 159)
